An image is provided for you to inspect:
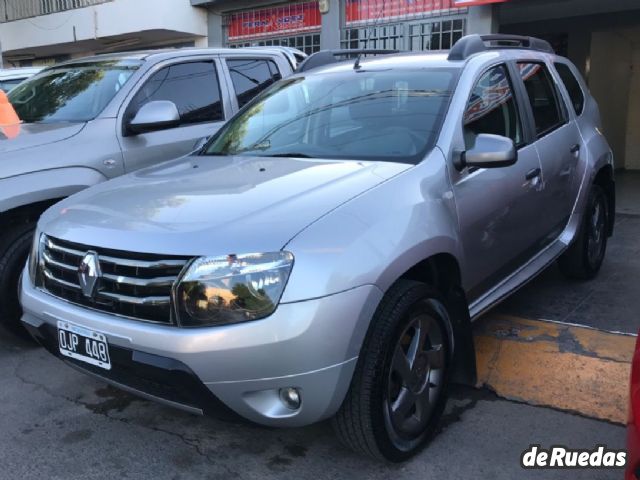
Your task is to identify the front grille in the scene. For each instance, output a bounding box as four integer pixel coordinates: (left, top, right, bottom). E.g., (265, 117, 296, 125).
(40, 236, 191, 324)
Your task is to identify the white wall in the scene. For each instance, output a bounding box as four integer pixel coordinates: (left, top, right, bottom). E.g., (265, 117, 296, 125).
(588, 31, 632, 169)
(0, 0, 208, 53)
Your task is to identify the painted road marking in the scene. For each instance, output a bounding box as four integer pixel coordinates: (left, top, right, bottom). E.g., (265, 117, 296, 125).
(473, 314, 635, 424)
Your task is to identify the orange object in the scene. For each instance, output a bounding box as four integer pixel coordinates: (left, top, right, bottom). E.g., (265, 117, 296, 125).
(0, 89, 21, 139)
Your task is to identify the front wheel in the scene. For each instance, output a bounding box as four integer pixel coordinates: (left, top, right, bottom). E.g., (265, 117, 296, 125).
(0, 223, 36, 333)
(332, 280, 451, 462)
(559, 184, 609, 280)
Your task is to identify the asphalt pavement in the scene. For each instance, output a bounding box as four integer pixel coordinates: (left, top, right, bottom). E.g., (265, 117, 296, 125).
(497, 212, 640, 334)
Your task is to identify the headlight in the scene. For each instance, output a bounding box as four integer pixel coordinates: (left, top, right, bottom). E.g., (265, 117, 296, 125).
(175, 252, 294, 327)
(28, 232, 44, 287)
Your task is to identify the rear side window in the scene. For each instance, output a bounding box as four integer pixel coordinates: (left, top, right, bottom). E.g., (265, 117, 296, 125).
(227, 59, 281, 108)
(518, 62, 566, 137)
(555, 63, 585, 116)
(463, 64, 523, 149)
(128, 61, 223, 127)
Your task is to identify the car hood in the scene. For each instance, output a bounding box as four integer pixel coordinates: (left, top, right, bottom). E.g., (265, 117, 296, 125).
(41, 155, 411, 256)
(0, 122, 85, 154)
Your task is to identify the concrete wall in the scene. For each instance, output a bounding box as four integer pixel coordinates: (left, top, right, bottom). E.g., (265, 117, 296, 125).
(626, 47, 640, 170)
(589, 31, 632, 169)
(0, 0, 208, 54)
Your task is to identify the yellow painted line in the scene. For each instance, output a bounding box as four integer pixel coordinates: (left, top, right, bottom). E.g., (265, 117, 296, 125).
(473, 314, 635, 424)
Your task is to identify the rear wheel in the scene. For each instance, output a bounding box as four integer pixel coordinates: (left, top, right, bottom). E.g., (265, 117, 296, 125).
(332, 280, 450, 462)
(0, 223, 36, 333)
(559, 184, 609, 280)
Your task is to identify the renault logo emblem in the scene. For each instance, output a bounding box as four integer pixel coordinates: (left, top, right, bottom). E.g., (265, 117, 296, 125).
(78, 251, 101, 299)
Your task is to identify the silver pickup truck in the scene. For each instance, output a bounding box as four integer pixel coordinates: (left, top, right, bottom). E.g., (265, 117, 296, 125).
(0, 46, 303, 329)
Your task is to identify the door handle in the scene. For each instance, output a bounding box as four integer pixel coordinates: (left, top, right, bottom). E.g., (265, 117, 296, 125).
(570, 144, 580, 154)
(525, 167, 541, 181)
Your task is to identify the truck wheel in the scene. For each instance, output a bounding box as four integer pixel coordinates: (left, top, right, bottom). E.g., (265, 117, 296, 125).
(332, 280, 450, 462)
(559, 184, 609, 280)
(0, 223, 35, 332)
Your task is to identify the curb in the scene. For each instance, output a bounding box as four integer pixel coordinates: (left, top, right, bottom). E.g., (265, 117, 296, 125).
(473, 314, 635, 424)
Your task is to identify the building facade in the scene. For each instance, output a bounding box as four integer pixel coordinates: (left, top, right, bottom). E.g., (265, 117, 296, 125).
(193, 0, 499, 55)
(0, 0, 208, 66)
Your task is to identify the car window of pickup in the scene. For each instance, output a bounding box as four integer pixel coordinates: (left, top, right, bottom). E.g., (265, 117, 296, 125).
(126, 61, 224, 129)
(463, 64, 523, 150)
(227, 58, 282, 108)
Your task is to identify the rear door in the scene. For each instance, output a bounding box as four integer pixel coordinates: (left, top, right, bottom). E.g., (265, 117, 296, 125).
(118, 57, 230, 172)
(516, 61, 583, 240)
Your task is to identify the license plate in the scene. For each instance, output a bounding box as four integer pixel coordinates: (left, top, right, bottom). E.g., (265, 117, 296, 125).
(57, 321, 111, 370)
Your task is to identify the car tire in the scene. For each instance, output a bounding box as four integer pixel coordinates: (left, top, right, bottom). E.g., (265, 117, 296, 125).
(558, 184, 609, 280)
(332, 280, 451, 462)
(0, 222, 36, 333)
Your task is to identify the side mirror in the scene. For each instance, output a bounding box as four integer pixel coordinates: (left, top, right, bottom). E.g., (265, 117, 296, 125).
(127, 100, 180, 135)
(458, 134, 517, 169)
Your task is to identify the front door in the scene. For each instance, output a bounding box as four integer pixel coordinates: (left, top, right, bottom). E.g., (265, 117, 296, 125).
(452, 63, 545, 301)
(118, 59, 227, 173)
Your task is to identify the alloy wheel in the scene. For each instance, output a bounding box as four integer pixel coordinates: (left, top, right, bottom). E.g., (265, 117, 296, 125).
(383, 313, 446, 447)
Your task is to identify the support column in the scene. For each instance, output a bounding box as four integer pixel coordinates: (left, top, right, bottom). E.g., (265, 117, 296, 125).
(320, 0, 341, 50)
(466, 5, 498, 35)
(207, 10, 224, 48)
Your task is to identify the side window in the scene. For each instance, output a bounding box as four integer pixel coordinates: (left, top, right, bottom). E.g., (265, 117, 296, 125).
(463, 64, 523, 150)
(227, 59, 281, 108)
(128, 61, 223, 128)
(518, 62, 566, 137)
(554, 62, 585, 116)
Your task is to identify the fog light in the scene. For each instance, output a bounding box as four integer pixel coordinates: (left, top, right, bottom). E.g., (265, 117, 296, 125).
(279, 387, 301, 410)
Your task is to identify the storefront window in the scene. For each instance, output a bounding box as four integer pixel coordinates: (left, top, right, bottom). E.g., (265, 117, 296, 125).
(341, 18, 465, 51)
(224, 2, 321, 56)
(230, 33, 321, 56)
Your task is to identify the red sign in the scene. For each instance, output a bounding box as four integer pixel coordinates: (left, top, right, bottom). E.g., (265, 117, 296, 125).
(452, 0, 508, 6)
(346, 0, 460, 24)
(227, 2, 321, 41)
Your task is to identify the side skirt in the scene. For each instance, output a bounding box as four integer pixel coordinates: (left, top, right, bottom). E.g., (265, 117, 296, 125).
(468, 238, 568, 321)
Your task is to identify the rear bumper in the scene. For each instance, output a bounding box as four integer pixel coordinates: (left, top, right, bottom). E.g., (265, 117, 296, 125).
(21, 271, 383, 427)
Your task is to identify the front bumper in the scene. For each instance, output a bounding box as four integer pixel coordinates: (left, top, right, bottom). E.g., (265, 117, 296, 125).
(21, 272, 382, 427)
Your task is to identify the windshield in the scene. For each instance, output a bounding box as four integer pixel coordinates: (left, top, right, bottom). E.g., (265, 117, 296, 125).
(205, 68, 457, 163)
(8, 60, 141, 123)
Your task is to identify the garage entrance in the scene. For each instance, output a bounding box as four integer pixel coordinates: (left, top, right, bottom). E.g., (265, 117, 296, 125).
(498, 0, 640, 173)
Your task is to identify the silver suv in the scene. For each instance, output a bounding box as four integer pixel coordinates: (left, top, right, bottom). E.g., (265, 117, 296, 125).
(21, 35, 614, 461)
(0, 47, 303, 331)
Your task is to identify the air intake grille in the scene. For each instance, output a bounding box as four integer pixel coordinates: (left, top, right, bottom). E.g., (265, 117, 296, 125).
(40, 236, 191, 324)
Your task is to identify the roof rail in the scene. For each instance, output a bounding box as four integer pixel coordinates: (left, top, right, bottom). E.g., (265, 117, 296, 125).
(296, 49, 399, 73)
(448, 34, 554, 61)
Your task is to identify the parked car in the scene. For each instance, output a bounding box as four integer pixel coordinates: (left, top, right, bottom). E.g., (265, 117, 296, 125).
(21, 35, 615, 461)
(628, 332, 640, 479)
(0, 46, 304, 331)
(0, 67, 42, 92)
